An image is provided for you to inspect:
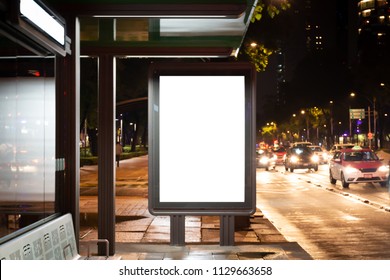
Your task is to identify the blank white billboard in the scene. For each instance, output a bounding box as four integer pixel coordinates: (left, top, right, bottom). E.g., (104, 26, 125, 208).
(148, 62, 256, 215)
(159, 76, 245, 202)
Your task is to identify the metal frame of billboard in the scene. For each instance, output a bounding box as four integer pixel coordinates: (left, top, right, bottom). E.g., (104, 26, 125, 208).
(148, 62, 256, 216)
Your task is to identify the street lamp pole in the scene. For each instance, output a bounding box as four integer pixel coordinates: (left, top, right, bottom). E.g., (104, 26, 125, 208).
(349, 105, 352, 142)
(330, 100, 334, 145)
(120, 115, 123, 145)
(373, 97, 376, 147)
(301, 110, 309, 141)
(368, 106, 372, 149)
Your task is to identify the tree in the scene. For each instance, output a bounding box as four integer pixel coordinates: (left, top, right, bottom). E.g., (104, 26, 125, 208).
(261, 122, 278, 145)
(80, 58, 98, 156)
(276, 106, 330, 145)
(279, 119, 300, 144)
(308, 107, 327, 144)
(239, 0, 291, 72)
(251, 0, 291, 23)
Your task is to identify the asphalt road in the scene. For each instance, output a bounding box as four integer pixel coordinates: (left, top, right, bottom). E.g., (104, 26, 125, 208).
(256, 164, 390, 260)
(80, 154, 390, 259)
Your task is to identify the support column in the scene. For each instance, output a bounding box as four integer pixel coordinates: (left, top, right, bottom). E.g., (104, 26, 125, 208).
(170, 215, 185, 246)
(220, 215, 235, 246)
(98, 54, 116, 256)
(55, 16, 80, 249)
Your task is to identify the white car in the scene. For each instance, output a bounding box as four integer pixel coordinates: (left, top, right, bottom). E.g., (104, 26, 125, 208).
(329, 147, 389, 188)
(329, 143, 355, 156)
(292, 141, 312, 147)
(308, 145, 329, 164)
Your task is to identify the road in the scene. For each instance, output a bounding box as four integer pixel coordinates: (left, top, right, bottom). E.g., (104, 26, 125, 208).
(256, 164, 390, 260)
(80, 155, 390, 259)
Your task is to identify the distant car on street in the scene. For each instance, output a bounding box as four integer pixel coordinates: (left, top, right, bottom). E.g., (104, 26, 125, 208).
(308, 145, 329, 164)
(329, 143, 355, 156)
(256, 149, 276, 171)
(329, 146, 389, 188)
(284, 146, 319, 172)
(292, 141, 312, 147)
(272, 146, 287, 165)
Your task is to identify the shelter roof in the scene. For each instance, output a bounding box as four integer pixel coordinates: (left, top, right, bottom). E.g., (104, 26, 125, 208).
(46, 0, 257, 57)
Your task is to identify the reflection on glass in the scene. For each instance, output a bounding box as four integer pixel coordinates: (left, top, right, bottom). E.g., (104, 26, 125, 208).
(80, 17, 99, 41)
(0, 55, 55, 238)
(115, 19, 149, 41)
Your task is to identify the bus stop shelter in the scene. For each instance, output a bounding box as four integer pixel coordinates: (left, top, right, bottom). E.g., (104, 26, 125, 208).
(0, 0, 257, 256)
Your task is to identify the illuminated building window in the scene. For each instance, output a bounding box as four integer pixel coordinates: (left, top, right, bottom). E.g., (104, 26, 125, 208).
(361, 9, 372, 17)
(358, 0, 375, 10)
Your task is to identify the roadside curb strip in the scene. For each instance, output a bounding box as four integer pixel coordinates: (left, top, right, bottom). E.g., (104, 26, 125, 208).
(298, 177, 390, 213)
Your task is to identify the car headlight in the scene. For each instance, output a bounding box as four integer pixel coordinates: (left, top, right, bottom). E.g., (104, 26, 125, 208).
(311, 154, 319, 163)
(260, 156, 269, 164)
(378, 165, 390, 172)
(290, 155, 299, 163)
(344, 166, 359, 174)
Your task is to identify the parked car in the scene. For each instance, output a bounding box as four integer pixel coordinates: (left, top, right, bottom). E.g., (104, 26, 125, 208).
(256, 149, 276, 171)
(272, 146, 287, 165)
(284, 146, 319, 172)
(329, 146, 389, 188)
(308, 145, 329, 164)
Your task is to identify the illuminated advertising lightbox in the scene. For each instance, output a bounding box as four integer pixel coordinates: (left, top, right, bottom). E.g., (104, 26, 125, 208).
(148, 63, 256, 215)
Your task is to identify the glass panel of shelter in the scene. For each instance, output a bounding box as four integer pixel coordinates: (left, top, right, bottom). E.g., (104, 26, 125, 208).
(0, 34, 56, 238)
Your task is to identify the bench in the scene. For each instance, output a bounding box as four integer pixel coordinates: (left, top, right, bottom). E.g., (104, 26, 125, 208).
(0, 213, 119, 260)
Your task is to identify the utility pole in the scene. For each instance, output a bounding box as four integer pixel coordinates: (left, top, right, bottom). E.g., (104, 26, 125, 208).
(330, 101, 334, 145)
(368, 106, 371, 149)
(349, 106, 352, 142)
(373, 97, 377, 149)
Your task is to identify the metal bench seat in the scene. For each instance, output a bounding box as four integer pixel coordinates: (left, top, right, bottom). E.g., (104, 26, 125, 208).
(0, 213, 120, 260)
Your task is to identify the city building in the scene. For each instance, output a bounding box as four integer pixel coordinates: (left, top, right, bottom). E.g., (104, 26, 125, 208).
(356, 0, 390, 148)
(357, 0, 390, 64)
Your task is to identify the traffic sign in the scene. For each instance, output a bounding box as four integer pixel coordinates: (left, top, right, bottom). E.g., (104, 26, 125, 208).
(349, 108, 365, 119)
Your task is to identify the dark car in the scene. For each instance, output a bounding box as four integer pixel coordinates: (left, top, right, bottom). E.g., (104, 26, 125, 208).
(256, 149, 276, 171)
(284, 146, 319, 172)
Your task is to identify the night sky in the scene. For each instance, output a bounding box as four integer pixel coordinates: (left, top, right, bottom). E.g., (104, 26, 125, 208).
(253, 0, 355, 124)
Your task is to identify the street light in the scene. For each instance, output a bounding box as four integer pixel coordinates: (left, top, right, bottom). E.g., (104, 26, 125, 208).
(115, 114, 123, 145)
(300, 110, 310, 141)
(329, 100, 334, 145)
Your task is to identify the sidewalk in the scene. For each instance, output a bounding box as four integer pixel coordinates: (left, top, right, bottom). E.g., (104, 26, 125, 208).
(79, 155, 312, 260)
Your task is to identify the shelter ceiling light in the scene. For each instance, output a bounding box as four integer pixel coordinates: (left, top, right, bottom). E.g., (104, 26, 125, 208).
(20, 0, 65, 45)
(93, 15, 228, 18)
